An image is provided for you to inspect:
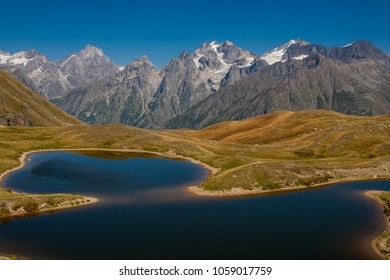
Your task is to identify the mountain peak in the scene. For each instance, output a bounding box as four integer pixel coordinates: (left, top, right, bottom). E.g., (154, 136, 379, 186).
(80, 44, 104, 57)
(139, 55, 151, 63)
(123, 55, 158, 74)
(128, 55, 155, 68)
(328, 40, 389, 63)
(285, 39, 310, 47)
(222, 40, 234, 46)
(260, 39, 310, 65)
(0, 49, 46, 65)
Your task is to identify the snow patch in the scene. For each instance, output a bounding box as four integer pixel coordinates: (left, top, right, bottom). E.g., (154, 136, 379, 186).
(192, 41, 255, 90)
(260, 39, 310, 65)
(0, 54, 11, 64)
(261, 48, 287, 65)
(9, 57, 30, 66)
(0, 51, 31, 66)
(342, 42, 354, 48)
(292, 54, 308, 60)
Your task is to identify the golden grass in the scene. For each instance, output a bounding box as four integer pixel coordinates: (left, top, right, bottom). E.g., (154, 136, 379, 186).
(0, 188, 91, 218)
(0, 110, 389, 195)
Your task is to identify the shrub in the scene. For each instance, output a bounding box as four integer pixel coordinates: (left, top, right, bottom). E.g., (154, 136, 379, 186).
(298, 174, 333, 186)
(295, 150, 315, 158)
(23, 199, 39, 212)
(0, 202, 10, 216)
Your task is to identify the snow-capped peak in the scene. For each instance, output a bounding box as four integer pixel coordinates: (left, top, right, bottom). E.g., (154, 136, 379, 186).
(284, 39, 309, 48)
(260, 39, 310, 65)
(192, 40, 256, 91)
(0, 49, 46, 66)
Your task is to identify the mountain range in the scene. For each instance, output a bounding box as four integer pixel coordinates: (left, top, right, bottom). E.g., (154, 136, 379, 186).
(0, 45, 121, 99)
(1, 39, 389, 129)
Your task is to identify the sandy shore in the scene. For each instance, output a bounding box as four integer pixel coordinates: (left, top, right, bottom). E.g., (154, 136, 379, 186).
(365, 191, 390, 260)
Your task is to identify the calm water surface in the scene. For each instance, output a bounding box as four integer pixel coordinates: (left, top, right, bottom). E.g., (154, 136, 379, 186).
(0, 151, 389, 260)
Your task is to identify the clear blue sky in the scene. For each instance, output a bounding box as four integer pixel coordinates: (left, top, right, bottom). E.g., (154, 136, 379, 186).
(1, 0, 389, 67)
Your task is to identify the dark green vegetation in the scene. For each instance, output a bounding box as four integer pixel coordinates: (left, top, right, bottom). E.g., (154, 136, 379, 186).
(0, 70, 82, 127)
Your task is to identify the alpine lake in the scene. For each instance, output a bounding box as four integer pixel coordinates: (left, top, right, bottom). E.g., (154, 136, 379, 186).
(0, 151, 389, 260)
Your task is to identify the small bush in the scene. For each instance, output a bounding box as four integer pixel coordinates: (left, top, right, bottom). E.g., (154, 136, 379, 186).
(262, 182, 281, 190)
(23, 199, 39, 212)
(295, 150, 315, 158)
(12, 204, 23, 211)
(0, 202, 10, 216)
(298, 174, 333, 186)
(9, 255, 17, 260)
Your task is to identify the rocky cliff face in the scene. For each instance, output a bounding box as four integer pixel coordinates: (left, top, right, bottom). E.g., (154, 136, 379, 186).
(135, 41, 256, 128)
(52, 41, 256, 128)
(0, 45, 121, 99)
(167, 41, 390, 129)
(52, 56, 162, 125)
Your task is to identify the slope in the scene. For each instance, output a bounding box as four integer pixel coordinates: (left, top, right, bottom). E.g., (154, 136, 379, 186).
(0, 110, 388, 198)
(187, 109, 390, 157)
(0, 70, 83, 127)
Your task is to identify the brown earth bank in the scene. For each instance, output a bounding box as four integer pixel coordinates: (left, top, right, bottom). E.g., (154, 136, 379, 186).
(365, 191, 390, 260)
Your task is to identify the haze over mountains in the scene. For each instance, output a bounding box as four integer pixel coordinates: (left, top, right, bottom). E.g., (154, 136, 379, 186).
(1, 39, 389, 129)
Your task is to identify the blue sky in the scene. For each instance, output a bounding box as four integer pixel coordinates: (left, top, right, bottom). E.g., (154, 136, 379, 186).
(1, 0, 389, 67)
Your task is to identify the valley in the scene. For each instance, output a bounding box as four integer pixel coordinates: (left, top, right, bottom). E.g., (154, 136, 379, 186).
(0, 38, 389, 260)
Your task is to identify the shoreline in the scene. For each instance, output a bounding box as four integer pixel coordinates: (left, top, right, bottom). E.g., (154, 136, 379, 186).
(1, 147, 388, 200)
(365, 191, 390, 260)
(1, 147, 390, 261)
(0, 195, 98, 219)
(0, 147, 219, 185)
(186, 177, 390, 198)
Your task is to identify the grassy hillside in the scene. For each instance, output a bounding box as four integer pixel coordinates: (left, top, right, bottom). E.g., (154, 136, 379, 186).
(0, 110, 389, 195)
(0, 70, 83, 127)
(187, 110, 390, 158)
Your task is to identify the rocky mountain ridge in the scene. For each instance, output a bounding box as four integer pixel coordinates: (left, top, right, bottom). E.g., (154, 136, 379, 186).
(0, 45, 121, 99)
(2, 40, 389, 129)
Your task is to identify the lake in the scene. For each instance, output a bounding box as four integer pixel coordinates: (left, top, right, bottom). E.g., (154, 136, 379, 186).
(0, 151, 389, 259)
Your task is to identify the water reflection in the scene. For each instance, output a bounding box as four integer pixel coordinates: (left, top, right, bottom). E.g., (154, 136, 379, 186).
(0, 151, 389, 260)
